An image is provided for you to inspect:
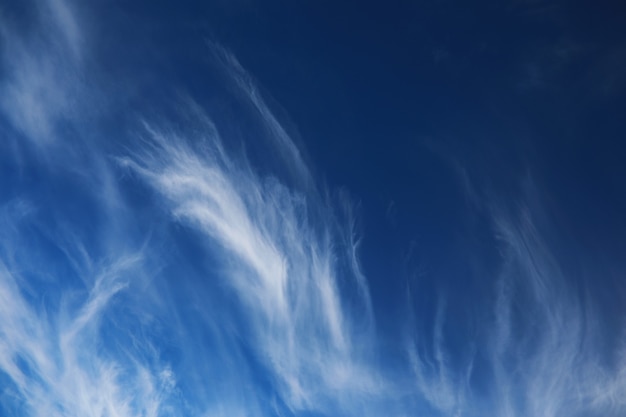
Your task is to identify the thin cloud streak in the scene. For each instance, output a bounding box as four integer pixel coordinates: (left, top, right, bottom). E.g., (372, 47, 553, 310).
(0, 0, 85, 147)
(1, 2, 387, 412)
(0, 210, 174, 417)
(209, 45, 314, 189)
(121, 111, 383, 414)
(489, 199, 626, 417)
(407, 184, 626, 417)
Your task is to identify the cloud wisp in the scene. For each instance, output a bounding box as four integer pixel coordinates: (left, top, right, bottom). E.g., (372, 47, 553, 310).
(0, 197, 178, 417)
(0, 0, 86, 148)
(1, 2, 383, 416)
(486, 199, 626, 417)
(119, 111, 382, 414)
(406, 182, 626, 417)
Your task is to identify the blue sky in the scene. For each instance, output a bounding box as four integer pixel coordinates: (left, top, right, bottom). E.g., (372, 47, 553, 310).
(1, 1, 625, 416)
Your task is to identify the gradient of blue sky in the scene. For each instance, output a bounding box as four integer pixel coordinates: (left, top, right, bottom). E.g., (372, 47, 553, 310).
(1, 1, 625, 417)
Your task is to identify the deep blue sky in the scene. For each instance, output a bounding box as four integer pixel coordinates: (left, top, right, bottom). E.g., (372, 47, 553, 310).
(194, 0, 626, 338)
(1, 1, 626, 416)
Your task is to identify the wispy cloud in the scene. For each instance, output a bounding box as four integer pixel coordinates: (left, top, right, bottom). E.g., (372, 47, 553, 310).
(1, 1, 625, 417)
(0, 0, 86, 147)
(1, 2, 385, 415)
(407, 178, 626, 417)
(0, 199, 176, 417)
(119, 109, 382, 414)
(208, 45, 314, 190)
(407, 297, 474, 417)
(488, 197, 626, 417)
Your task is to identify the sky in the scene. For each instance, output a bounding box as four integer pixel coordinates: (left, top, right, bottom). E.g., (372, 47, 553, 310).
(1, 1, 626, 416)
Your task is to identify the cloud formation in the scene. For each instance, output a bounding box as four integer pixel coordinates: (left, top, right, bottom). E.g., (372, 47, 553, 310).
(0, 0, 86, 147)
(407, 181, 626, 417)
(1, 3, 383, 416)
(119, 108, 382, 414)
(0, 1, 624, 417)
(0, 198, 176, 417)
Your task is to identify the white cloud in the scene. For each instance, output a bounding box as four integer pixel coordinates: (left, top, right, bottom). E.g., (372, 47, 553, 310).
(120, 108, 383, 414)
(407, 187, 626, 417)
(209, 45, 314, 189)
(0, 0, 84, 147)
(1, 2, 624, 417)
(0, 210, 175, 417)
